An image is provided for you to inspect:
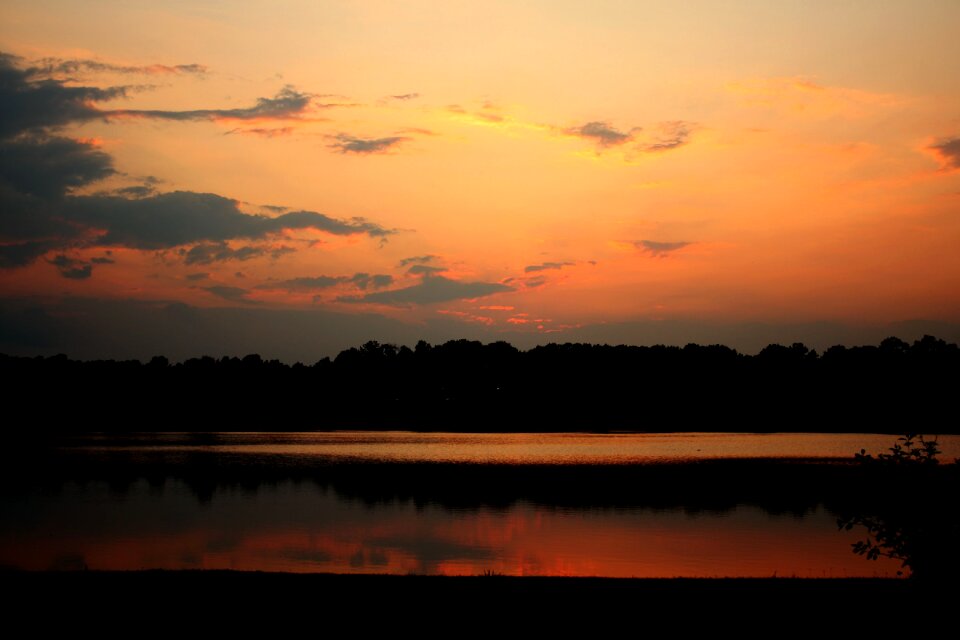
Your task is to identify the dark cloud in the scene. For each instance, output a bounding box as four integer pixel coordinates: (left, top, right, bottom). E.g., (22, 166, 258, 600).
(641, 121, 693, 152)
(566, 121, 635, 147)
(0, 241, 55, 268)
(49, 254, 92, 279)
(329, 134, 410, 154)
(0, 135, 114, 197)
(109, 86, 313, 122)
(0, 53, 128, 137)
(185, 272, 208, 281)
(34, 57, 208, 77)
(399, 255, 438, 267)
(203, 285, 254, 303)
(257, 273, 394, 292)
(60, 191, 395, 250)
(113, 184, 156, 198)
(635, 240, 691, 256)
(0, 54, 396, 271)
(181, 241, 295, 265)
(1, 54, 312, 135)
(356, 274, 396, 291)
(258, 275, 344, 291)
(388, 93, 420, 101)
(524, 261, 574, 273)
(350, 273, 394, 290)
(931, 137, 960, 169)
(90, 256, 114, 264)
(339, 275, 512, 306)
(407, 264, 446, 276)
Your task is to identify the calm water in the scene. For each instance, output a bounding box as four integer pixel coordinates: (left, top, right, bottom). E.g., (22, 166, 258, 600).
(68, 431, 960, 464)
(4, 432, 950, 577)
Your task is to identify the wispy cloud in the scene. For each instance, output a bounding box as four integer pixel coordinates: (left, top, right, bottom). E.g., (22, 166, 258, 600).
(635, 240, 691, 257)
(931, 137, 960, 169)
(258, 273, 394, 292)
(524, 261, 574, 273)
(399, 255, 439, 267)
(33, 57, 208, 77)
(328, 134, 410, 154)
(639, 121, 694, 152)
(203, 285, 255, 304)
(181, 242, 295, 265)
(564, 121, 636, 147)
(339, 275, 512, 306)
(49, 254, 92, 280)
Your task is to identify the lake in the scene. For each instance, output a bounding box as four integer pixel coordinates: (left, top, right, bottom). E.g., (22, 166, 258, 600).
(4, 432, 954, 577)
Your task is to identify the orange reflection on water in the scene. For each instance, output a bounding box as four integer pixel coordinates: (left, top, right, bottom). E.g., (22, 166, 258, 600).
(0, 481, 902, 577)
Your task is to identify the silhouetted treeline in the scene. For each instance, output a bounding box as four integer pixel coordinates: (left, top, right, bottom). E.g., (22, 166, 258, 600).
(3, 335, 958, 432)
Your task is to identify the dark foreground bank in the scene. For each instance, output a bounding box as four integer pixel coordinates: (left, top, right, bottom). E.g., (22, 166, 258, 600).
(4, 571, 954, 631)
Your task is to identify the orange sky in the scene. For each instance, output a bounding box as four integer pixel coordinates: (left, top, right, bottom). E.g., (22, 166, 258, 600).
(2, 1, 959, 358)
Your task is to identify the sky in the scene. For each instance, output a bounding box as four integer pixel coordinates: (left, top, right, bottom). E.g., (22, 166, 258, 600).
(2, 1, 959, 361)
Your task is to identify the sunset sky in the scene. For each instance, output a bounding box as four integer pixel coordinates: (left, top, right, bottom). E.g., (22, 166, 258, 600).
(2, 1, 959, 360)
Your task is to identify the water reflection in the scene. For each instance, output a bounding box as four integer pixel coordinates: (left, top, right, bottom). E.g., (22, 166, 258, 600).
(68, 432, 960, 464)
(1, 479, 899, 577)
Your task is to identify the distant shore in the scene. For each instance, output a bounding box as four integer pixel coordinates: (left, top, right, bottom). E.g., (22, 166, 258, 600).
(5, 335, 958, 432)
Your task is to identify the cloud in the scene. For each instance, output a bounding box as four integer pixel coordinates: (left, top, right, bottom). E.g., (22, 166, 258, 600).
(339, 275, 512, 306)
(181, 241, 295, 265)
(203, 285, 254, 303)
(33, 57, 207, 77)
(565, 121, 635, 147)
(399, 255, 438, 267)
(0, 241, 55, 268)
(0, 53, 129, 137)
(329, 134, 410, 154)
(635, 240, 691, 256)
(185, 272, 208, 281)
(113, 184, 156, 198)
(640, 121, 693, 152)
(0, 135, 114, 197)
(503, 275, 547, 288)
(225, 127, 295, 138)
(387, 93, 419, 101)
(407, 264, 446, 276)
(0, 54, 397, 270)
(49, 254, 92, 279)
(109, 86, 313, 122)
(524, 261, 574, 273)
(1, 54, 315, 135)
(259, 275, 344, 291)
(62, 191, 396, 250)
(931, 137, 960, 169)
(350, 273, 394, 290)
(258, 273, 394, 292)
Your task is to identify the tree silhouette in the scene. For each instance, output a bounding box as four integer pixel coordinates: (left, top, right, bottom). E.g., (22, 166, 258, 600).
(838, 434, 959, 583)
